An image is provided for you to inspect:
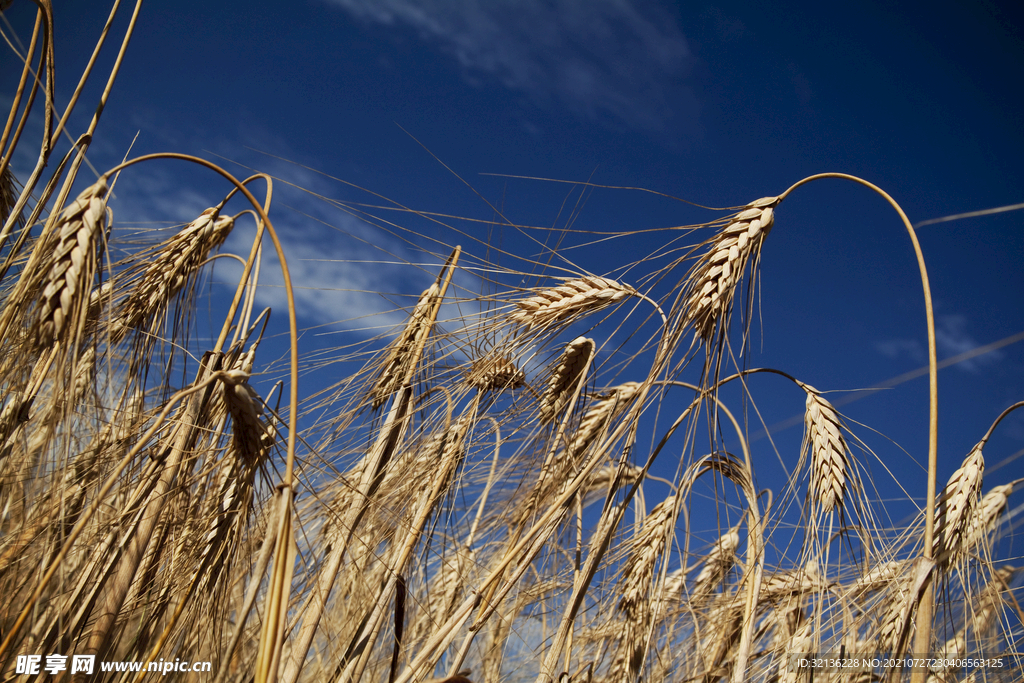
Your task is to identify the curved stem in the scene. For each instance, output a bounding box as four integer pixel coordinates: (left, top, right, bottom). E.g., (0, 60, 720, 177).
(779, 172, 938, 679)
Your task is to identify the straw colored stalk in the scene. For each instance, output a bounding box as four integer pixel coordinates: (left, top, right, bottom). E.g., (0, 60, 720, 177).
(933, 442, 984, 565)
(800, 384, 849, 515)
(371, 283, 440, 409)
(34, 178, 109, 349)
(509, 276, 634, 331)
(683, 196, 777, 342)
(540, 336, 595, 423)
(113, 207, 234, 342)
(691, 527, 741, 606)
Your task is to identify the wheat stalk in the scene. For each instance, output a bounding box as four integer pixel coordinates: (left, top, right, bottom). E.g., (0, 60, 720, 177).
(509, 276, 633, 331)
(799, 383, 849, 514)
(540, 336, 595, 422)
(33, 178, 109, 349)
(934, 443, 985, 564)
(683, 196, 777, 341)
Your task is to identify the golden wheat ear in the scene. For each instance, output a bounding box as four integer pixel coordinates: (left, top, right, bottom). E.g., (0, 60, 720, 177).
(33, 178, 109, 350)
(798, 383, 850, 515)
(683, 196, 778, 343)
(933, 442, 985, 565)
(509, 275, 634, 331)
(113, 207, 235, 343)
(540, 336, 595, 423)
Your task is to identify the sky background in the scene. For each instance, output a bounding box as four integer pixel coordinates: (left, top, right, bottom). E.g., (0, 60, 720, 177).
(2, 1, 1023, 536)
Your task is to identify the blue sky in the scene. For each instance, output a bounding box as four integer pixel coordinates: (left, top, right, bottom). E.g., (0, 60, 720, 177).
(3, 1, 1023, 528)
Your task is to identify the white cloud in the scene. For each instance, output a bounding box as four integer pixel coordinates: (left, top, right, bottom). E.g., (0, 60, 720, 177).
(874, 314, 1004, 372)
(327, 0, 694, 133)
(99, 141, 439, 334)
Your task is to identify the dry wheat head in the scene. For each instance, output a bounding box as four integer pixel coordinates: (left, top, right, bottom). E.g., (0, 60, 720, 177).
(800, 383, 849, 514)
(683, 196, 777, 342)
(34, 178, 109, 348)
(962, 482, 1014, 557)
(934, 442, 985, 564)
(540, 336, 595, 422)
(509, 276, 634, 331)
(114, 207, 234, 341)
(467, 352, 525, 392)
(371, 283, 440, 408)
(692, 526, 741, 604)
(0, 165, 23, 231)
(565, 382, 641, 461)
(221, 368, 267, 462)
(619, 495, 677, 617)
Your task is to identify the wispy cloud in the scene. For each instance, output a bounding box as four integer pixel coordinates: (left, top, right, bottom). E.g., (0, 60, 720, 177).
(102, 137, 436, 332)
(875, 314, 1004, 372)
(327, 0, 695, 133)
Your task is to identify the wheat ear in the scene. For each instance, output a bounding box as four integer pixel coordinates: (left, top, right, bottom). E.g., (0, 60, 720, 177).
(616, 495, 677, 683)
(799, 384, 849, 514)
(620, 496, 677, 616)
(34, 178, 109, 349)
(933, 442, 984, 564)
(114, 207, 234, 342)
(565, 382, 641, 461)
(692, 527, 741, 605)
(962, 482, 1015, 556)
(467, 352, 524, 392)
(684, 196, 777, 341)
(509, 276, 633, 331)
(540, 336, 595, 423)
(371, 283, 440, 409)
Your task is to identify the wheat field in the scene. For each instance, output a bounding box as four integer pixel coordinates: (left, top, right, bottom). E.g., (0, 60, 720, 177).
(1, 3, 1022, 683)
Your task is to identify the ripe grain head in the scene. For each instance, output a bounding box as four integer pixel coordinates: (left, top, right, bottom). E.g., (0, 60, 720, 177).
(799, 383, 849, 515)
(683, 197, 777, 342)
(34, 178, 109, 349)
(466, 352, 525, 393)
(934, 443, 985, 564)
(619, 495, 677, 617)
(371, 283, 439, 409)
(509, 276, 633, 331)
(540, 336, 595, 423)
(114, 208, 234, 342)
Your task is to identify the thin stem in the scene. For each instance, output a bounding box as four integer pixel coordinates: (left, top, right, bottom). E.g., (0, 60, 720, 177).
(779, 172, 939, 679)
